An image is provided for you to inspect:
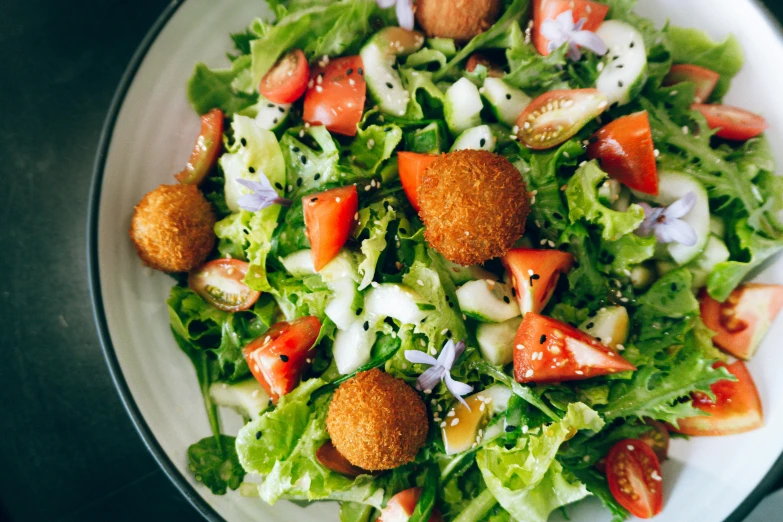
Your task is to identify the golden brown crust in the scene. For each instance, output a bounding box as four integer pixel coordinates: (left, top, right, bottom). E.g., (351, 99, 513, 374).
(418, 150, 529, 266)
(129, 184, 216, 273)
(415, 0, 502, 42)
(326, 369, 428, 471)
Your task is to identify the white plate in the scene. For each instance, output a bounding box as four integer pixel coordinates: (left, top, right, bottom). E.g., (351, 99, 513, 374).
(88, 1, 783, 520)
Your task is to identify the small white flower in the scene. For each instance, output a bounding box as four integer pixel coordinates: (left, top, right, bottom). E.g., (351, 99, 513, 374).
(540, 10, 607, 61)
(376, 0, 414, 30)
(405, 339, 473, 408)
(635, 192, 698, 246)
(236, 175, 291, 212)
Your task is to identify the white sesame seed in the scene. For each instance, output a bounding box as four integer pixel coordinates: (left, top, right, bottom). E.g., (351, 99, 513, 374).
(451, 418, 460, 426)
(575, 370, 584, 375)
(335, 197, 341, 202)
(682, 125, 689, 134)
(651, 470, 662, 481)
(525, 369, 534, 378)
(315, 85, 323, 93)
(441, 328, 449, 335)
(447, 409, 455, 417)
(522, 425, 529, 434)
(424, 389, 432, 395)
(440, 421, 447, 428)
(670, 90, 678, 96)
(417, 279, 424, 286)
(516, 344, 524, 350)
(371, 281, 380, 288)
(627, 444, 635, 451)
(654, 148, 660, 158)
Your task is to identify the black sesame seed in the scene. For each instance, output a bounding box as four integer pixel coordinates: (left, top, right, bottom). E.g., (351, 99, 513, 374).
(586, 322, 594, 329)
(267, 103, 274, 108)
(671, 283, 678, 291)
(595, 337, 602, 342)
(630, 41, 635, 48)
(446, 330, 453, 338)
(511, 287, 516, 297)
(399, 227, 408, 234)
(347, 68, 353, 75)
(314, 173, 321, 180)
(311, 197, 319, 202)
(448, 301, 454, 308)
(280, 354, 289, 362)
(539, 334, 547, 344)
(529, 273, 540, 286)
(588, 310, 597, 318)
(356, 307, 363, 315)
(505, 93, 512, 100)
(358, 67, 363, 76)
(240, 138, 247, 147)
(256, 431, 263, 440)
(505, 425, 516, 433)
(275, 182, 283, 190)
(249, 166, 255, 173)
(296, 178, 303, 186)
(618, 80, 624, 88)
(553, 212, 564, 220)
(613, 55, 619, 61)
(480, 138, 486, 147)
(273, 118, 278, 124)
(278, 106, 285, 113)
(503, 296, 511, 304)
(363, 321, 370, 331)
(617, 64, 624, 69)
(292, 146, 300, 153)
(301, 155, 308, 164)
(385, 82, 394, 89)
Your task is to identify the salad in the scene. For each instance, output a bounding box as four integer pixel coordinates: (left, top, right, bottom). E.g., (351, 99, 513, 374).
(128, 0, 783, 520)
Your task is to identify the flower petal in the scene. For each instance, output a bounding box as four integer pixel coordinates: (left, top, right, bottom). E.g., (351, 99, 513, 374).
(395, 0, 414, 30)
(567, 43, 583, 61)
(405, 350, 438, 366)
(236, 178, 269, 192)
(444, 373, 473, 409)
(540, 19, 565, 42)
(664, 191, 696, 219)
(417, 366, 445, 392)
(453, 340, 467, 359)
(375, 0, 396, 8)
(555, 9, 576, 31)
(635, 202, 664, 236)
(656, 219, 698, 246)
(570, 30, 607, 56)
(437, 339, 457, 369)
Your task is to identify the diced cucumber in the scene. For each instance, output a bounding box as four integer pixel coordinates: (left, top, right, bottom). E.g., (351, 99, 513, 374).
(444, 78, 483, 136)
(710, 215, 726, 238)
(253, 95, 290, 131)
(630, 264, 654, 289)
(456, 280, 520, 323)
(360, 28, 424, 117)
(477, 317, 522, 366)
(333, 317, 381, 375)
(405, 121, 446, 154)
(441, 257, 497, 285)
(209, 379, 270, 421)
(427, 37, 457, 57)
(642, 170, 711, 266)
(481, 77, 531, 127)
(595, 20, 647, 107)
(689, 235, 730, 290)
(325, 278, 361, 330)
(450, 125, 497, 152)
(364, 283, 427, 324)
(280, 249, 315, 277)
(579, 306, 629, 349)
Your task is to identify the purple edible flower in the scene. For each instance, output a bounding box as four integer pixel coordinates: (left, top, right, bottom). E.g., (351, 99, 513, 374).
(540, 10, 607, 61)
(376, 0, 414, 30)
(405, 339, 473, 408)
(635, 192, 698, 246)
(236, 176, 291, 212)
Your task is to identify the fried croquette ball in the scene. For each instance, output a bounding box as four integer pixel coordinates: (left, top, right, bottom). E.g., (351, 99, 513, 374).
(415, 0, 502, 42)
(130, 184, 216, 272)
(418, 150, 529, 266)
(326, 369, 428, 471)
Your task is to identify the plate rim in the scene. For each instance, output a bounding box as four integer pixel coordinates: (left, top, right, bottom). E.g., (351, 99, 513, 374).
(86, 1, 783, 521)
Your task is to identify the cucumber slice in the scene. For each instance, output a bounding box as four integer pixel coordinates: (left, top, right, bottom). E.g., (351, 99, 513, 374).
(360, 28, 425, 117)
(325, 277, 361, 330)
(364, 283, 427, 324)
(477, 317, 522, 366)
(481, 77, 531, 127)
(280, 249, 315, 277)
(595, 20, 647, 107)
(456, 280, 520, 323)
(441, 257, 497, 285)
(689, 235, 730, 290)
(406, 121, 446, 154)
(333, 317, 380, 374)
(630, 264, 654, 289)
(444, 78, 483, 136)
(579, 306, 629, 349)
(253, 95, 290, 131)
(209, 379, 270, 421)
(710, 215, 726, 238)
(450, 125, 497, 152)
(642, 170, 711, 265)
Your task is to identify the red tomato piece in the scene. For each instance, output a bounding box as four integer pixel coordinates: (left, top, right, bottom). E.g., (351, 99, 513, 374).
(663, 64, 720, 103)
(700, 283, 783, 359)
(691, 103, 768, 141)
(533, 0, 609, 56)
(513, 313, 636, 383)
(259, 49, 310, 104)
(466, 52, 504, 78)
(175, 108, 223, 185)
(587, 111, 658, 195)
(316, 441, 367, 478)
(303, 185, 359, 272)
(243, 316, 321, 403)
(303, 56, 366, 136)
(606, 439, 664, 519)
(516, 89, 608, 149)
(502, 248, 575, 315)
(379, 488, 444, 522)
(397, 151, 439, 212)
(188, 259, 260, 312)
(638, 419, 670, 462)
(674, 361, 763, 436)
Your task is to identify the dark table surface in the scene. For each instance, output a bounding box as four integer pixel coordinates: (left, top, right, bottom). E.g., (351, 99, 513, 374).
(2, 1, 783, 521)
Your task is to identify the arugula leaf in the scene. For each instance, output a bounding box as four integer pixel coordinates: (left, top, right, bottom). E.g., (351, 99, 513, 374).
(187, 435, 244, 495)
(187, 56, 258, 115)
(505, 43, 569, 94)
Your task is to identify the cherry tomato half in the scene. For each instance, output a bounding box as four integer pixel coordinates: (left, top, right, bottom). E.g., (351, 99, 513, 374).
(188, 258, 260, 312)
(691, 103, 767, 141)
(606, 439, 664, 519)
(516, 89, 608, 149)
(175, 108, 223, 185)
(259, 49, 310, 104)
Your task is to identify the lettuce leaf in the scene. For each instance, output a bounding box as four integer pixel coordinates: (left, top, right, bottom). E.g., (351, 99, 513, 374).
(187, 55, 258, 115)
(476, 403, 604, 522)
(565, 161, 645, 241)
(354, 199, 397, 290)
(349, 124, 403, 175)
(667, 26, 743, 100)
(187, 435, 244, 495)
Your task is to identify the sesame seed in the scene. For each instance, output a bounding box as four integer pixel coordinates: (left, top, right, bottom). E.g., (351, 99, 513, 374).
(335, 197, 341, 202)
(417, 279, 424, 286)
(670, 90, 678, 96)
(682, 126, 689, 135)
(522, 425, 529, 434)
(575, 370, 584, 375)
(280, 354, 289, 362)
(451, 418, 460, 426)
(654, 149, 660, 157)
(525, 369, 534, 378)
(447, 410, 455, 417)
(440, 421, 447, 428)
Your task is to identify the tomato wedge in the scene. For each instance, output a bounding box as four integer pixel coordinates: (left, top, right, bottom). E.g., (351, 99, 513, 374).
(303, 185, 359, 271)
(674, 361, 763, 436)
(691, 103, 768, 141)
(513, 313, 636, 383)
(379, 487, 444, 522)
(502, 248, 575, 315)
(316, 441, 367, 478)
(638, 419, 669, 462)
(700, 283, 783, 360)
(303, 55, 366, 136)
(466, 52, 504, 78)
(259, 49, 309, 104)
(516, 89, 608, 149)
(188, 259, 260, 312)
(587, 111, 658, 195)
(243, 316, 321, 403)
(175, 108, 223, 185)
(663, 64, 719, 103)
(397, 152, 439, 212)
(606, 439, 663, 519)
(533, 0, 609, 56)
